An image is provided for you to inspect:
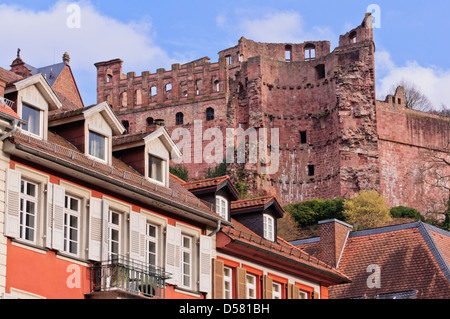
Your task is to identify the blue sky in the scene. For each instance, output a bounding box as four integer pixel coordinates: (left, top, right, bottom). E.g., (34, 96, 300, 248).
(1, 0, 449, 109)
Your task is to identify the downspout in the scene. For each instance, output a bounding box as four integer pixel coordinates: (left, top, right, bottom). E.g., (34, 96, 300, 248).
(208, 219, 222, 237)
(0, 118, 20, 142)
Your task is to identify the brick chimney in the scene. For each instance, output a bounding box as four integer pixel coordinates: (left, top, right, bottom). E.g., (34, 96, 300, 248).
(318, 219, 353, 268)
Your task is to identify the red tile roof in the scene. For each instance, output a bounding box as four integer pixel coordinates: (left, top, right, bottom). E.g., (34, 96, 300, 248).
(316, 222, 450, 299)
(0, 67, 23, 84)
(220, 218, 350, 285)
(183, 175, 239, 200)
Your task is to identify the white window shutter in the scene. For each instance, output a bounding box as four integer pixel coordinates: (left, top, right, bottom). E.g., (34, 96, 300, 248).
(45, 183, 53, 249)
(101, 199, 109, 261)
(129, 211, 145, 262)
(88, 198, 103, 261)
(139, 214, 147, 262)
(4, 168, 21, 239)
(52, 184, 65, 251)
(199, 235, 212, 294)
(165, 224, 181, 286)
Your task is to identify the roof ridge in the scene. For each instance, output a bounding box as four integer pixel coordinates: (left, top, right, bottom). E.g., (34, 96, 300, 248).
(418, 222, 450, 282)
(349, 221, 421, 238)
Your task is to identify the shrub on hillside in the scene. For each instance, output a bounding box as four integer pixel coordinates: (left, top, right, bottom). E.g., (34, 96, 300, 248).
(284, 198, 345, 227)
(390, 206, 424, 221)
(343, 190, 392, 230)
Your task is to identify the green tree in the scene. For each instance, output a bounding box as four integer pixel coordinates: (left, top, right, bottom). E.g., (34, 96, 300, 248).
(343, 190, 392, 230)
(169, 165, 189, 182)
(284, 197, 345, 227)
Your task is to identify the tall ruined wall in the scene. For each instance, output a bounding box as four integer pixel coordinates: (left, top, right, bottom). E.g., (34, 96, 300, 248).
(377, 87, 450, 216)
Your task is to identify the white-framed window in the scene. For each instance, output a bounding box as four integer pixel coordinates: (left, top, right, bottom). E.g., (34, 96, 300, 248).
(263, 214, 275, 241)
(19, 179, 38, 243)
(246, 274, 256, 299)
(273, 282, 282, 299)
(181, 234, 193, 289)
(63, 194, 81, 256)
(215, 196, 228, 220)
(148, 154, 164, 184)
(224, 266, 233, 299)
(146, 222, 159, 268)
(299, 290, 308, 299)
(21, 103, 42, 137)
(108, 210, 121, 259)
(88, 130, 106, 161)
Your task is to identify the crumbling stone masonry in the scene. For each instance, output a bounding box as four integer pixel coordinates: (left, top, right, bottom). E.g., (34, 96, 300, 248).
(95, 14, 449, 215)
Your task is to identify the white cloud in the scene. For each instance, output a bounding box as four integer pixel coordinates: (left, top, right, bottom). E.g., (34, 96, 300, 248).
(218, 10, 336, 47)
(0, 1, 174, 105)
(376, 50, 450, 109)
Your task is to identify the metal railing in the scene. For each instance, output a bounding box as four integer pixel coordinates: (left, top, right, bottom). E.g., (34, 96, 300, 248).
(89, 255, 172, 299)
(0, 96, 14, 108)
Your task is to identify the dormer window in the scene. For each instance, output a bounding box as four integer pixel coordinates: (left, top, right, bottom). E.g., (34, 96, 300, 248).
(21, 103, 42, 137)
(148, 153, 165, 184)
(88, 130, 106, 161)
(216, 195, 228, 220)
(263, 214, 275, 241)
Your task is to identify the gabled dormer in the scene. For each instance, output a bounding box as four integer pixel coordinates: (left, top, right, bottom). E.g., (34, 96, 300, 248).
(112, 127, 181, 188)
(5, 74, 62, 140)
(48, 101, 125, 165)
(183, 176, 239, 222)
(231, 196, 285, 242)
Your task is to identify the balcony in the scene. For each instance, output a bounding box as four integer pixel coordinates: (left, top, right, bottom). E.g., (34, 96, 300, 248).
(0, 96, 14, 108)
(88, 255, 171, 299)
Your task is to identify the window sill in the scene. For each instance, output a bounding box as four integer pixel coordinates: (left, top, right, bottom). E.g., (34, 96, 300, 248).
(174, 286, 203, 298)
(10, 238, 48, 254)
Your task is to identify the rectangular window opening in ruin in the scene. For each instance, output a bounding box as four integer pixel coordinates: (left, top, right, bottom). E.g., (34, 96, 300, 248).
(285, 46, 292, 62)
(300, 131, 307, 144)
(308, 165, 315, 177)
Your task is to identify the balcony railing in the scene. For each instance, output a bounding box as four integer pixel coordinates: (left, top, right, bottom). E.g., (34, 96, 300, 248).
(0, 96, 14, 108)
(89, 255, 172, 299)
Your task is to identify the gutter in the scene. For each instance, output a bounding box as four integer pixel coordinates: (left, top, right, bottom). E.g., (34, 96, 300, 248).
(208, 220, 222, 237)
(5, 140, 231, 228)
(0, 118, 21, 142)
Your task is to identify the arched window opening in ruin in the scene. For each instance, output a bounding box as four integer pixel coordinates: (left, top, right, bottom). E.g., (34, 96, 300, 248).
(146, 117, 154, 128)
(106, 74, 112, 83)
(151, 86, 157, 97)
(349, 31, 357, 44)
(105, 94, 112, 106)
(196, 79, 202, 95)
(120, 92, 127, 108)
(165, 83, 172, 92)
(315, 64, 326, 80)
(304, 43, 316, 61)
(285, 45, 292, 62)
(122, 120, 130, 134)
(214, 80, 220, 92)
(226, 55, 232, 65)
(206, 107, 214, 121)
(176, 112, 184, 125)
(135, 89, 142, 106)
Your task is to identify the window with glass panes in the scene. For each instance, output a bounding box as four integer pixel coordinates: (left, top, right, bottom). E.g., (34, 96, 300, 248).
(22, 103, 41, 136)
(246, 274, 256, 299)
(273, 282, 282, 299)
(19, 179, 38, 243)
(146, 222, 158, 268)
(64, 195, 80, 256)
(224, 266, 233, 299)
(181, 235, 193, 289)
(108, 211, 121, 259)
(88, 131, 106, 161)
(215, 196, 228, 220)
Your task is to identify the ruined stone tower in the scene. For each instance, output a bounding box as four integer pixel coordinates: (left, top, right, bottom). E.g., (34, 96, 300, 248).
(95, 14, 449, 215)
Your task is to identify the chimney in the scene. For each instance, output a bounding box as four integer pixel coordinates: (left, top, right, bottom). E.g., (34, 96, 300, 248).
(318, 219, 353, 268)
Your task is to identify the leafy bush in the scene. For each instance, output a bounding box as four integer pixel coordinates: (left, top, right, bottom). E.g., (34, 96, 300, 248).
(169, 165, 189, 182)
(205, 161, 227, 179)
(284, 198, 345, 227)
(390, 206, 424, 221)
(343, 190, 391, 230)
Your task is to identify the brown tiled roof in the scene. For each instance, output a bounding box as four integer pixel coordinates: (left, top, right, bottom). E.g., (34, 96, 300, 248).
(220, 218, 350, 284)
(0, 103, 20, 120)
(324, 222, 450, 299)
(112, 129, 158, 147)
(183, 175, 229, 190)
(51, 90, 81, 113)
(0, 67, 23, 84)
(183, 175, 239, 199)
(7, 131, 225, 224)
